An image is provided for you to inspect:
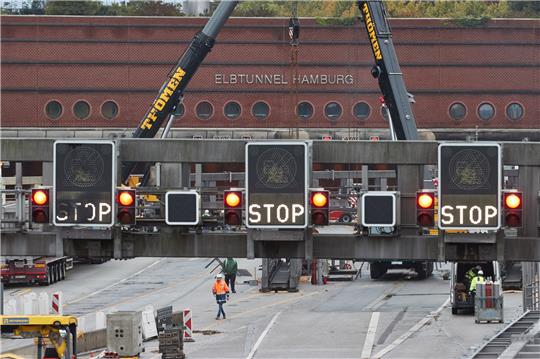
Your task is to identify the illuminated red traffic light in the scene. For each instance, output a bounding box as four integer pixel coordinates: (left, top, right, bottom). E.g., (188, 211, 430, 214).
(503, 191, 522, 227)
(417, 193, 434, 209)
(311, 192, 328, 208)
(504, 193, 521, 209)
(32, 190, 48, 205)
(116, 189, 136, 225)
(416, 191, 435, 227)
(118, 191, 135, 206)
(31, 188, 50, 223)
(310, 190, 329, 226)
(225, 192, 241, 208)
(224, 190, 242, 226)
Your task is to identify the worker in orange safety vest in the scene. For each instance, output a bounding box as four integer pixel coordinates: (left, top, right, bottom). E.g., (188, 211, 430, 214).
(212, 273, 230, 320)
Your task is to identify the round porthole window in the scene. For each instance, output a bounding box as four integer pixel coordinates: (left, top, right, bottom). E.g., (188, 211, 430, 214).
(224, 101, 241, 120)
(73, 100, 91, 120)
(449, 102, 467, 121)
(252, 101, 270, 120)
(101, 101, 119, 120)
(45, 100, 63, 120)
(324, 102, 342, 121)
(477, 102, 495, 121)
(297, 101, 314, 120)
(196, 101, 214, 120)
(353, 102, 371, 120)
(173, 103, 185, 118)
(505, 102, 524, 121)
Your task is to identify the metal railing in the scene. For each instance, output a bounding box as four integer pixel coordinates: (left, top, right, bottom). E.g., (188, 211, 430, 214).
(523, 262, 540, 311)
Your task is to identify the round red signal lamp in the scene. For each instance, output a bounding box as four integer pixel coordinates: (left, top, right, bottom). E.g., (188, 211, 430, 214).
(32, 190, 48, 205)
(417, 193, 434, 209)
(505, 193, 521, 209)
(118, 191, 135, 206)
(225, 192, 241, 207)
(311, 192, 328, 208)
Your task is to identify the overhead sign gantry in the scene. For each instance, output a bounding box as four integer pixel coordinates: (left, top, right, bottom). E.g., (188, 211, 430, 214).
(438, 143, 501, 230)
(245, 142, 309, 228)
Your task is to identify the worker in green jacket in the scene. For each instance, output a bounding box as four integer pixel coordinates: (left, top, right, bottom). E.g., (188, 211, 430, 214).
(223, 257, 238, 293)
(465, 265, 482, 287)
(469, 270, 485, 293)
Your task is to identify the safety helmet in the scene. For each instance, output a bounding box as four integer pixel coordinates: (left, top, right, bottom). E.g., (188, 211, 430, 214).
(478, 270, 484, 276)
(216, 273, 224, 279)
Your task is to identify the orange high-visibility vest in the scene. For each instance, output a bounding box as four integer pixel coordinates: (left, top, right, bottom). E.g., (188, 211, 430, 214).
(212, 280, 229, 295)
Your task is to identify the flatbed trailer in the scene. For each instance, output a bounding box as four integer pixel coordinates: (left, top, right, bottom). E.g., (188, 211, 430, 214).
(1, 256, 73, 286)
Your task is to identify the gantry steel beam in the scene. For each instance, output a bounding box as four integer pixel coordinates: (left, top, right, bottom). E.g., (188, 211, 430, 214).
(2, 139, 540, 165)
(2, 231, 540, 261)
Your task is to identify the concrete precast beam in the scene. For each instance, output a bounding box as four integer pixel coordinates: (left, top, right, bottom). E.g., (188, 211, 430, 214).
(1, 232, 57, 256)
(503, 236, 540, 262)
(118, 139, 246, 163)
(2, 230, 540, 260)
(0, 138, 54, 162)
(3, 139, 540, 166)
(314, 234, 440, 260)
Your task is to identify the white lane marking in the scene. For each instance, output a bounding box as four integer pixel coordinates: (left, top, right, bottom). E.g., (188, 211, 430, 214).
(361, 311, 380, 359)
(188, 258, 198, 261)
(372, 297, 450, 358)
(66, 258, 165, 305)
(246, 311, 282, 359)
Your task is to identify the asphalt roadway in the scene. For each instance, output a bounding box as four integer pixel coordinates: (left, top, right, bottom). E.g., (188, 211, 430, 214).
(2, 253, 524, 359)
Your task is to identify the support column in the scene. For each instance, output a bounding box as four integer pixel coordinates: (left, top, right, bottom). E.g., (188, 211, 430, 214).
(42, 162, 53, 186)
(397, 165, 422, 230)
(179, 163, 191, 188)
(113, 226, 122, 259)
(518, 166, 540, 238)
(160, 164, 183, 188)
(55, 228, 64, 257)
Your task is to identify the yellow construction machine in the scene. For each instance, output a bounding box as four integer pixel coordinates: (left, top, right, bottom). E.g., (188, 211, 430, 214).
(1, 315, 77, 359)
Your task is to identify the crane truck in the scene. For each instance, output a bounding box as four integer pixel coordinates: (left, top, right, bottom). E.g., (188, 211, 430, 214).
(121, 1, 431, 280)
(358, 1, 434, 279)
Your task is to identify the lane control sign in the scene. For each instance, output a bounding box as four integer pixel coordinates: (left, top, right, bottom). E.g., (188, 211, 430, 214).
(246, 142, 309, 228)
(165, 190, 200, 225)
(438, 143, 501, 230)
(53, 140, 115, 227)
(362, 192, 398, 227)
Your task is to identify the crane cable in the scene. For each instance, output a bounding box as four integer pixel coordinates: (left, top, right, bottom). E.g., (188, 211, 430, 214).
(288, 1, 300, 138)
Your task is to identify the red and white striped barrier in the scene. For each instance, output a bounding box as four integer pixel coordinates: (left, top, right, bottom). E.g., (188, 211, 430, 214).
(183, 308, 194, 342)
(51, 291, 63, 315)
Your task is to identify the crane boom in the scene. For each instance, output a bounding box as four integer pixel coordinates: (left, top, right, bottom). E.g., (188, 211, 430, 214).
(358, 0, 418, 140)
(133, 1, 239, 140)
(123, 1, 239, 183)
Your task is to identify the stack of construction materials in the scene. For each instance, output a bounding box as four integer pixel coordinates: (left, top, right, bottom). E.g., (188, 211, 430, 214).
(158, 327, 185, 359)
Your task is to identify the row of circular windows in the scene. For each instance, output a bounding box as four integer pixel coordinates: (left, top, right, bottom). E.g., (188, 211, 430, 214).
(46, 100, 119, 120)
(45, 99, 526, 122)
(448, 102, 524, 121)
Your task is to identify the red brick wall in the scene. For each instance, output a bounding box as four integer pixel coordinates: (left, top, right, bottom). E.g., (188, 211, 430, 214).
(1, 16, 538, 129)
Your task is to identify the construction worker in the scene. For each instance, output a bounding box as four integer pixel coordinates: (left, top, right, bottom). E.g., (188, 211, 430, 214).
(465, 265, 482, 287)
(212, 273, 230, 320)
(469, 269, 485, 293)
(223, 257, 238, 293)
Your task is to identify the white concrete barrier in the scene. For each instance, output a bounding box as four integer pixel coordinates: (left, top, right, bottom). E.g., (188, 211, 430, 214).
(5, 299, 17, 314)
(96, 311, 107, 330)
(22, 293, 33, 314)
(78, 316, 86, 334)
(30, 292, 39, 314)
(38, 292, 49, 314)
(16, 296, 24, 314)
